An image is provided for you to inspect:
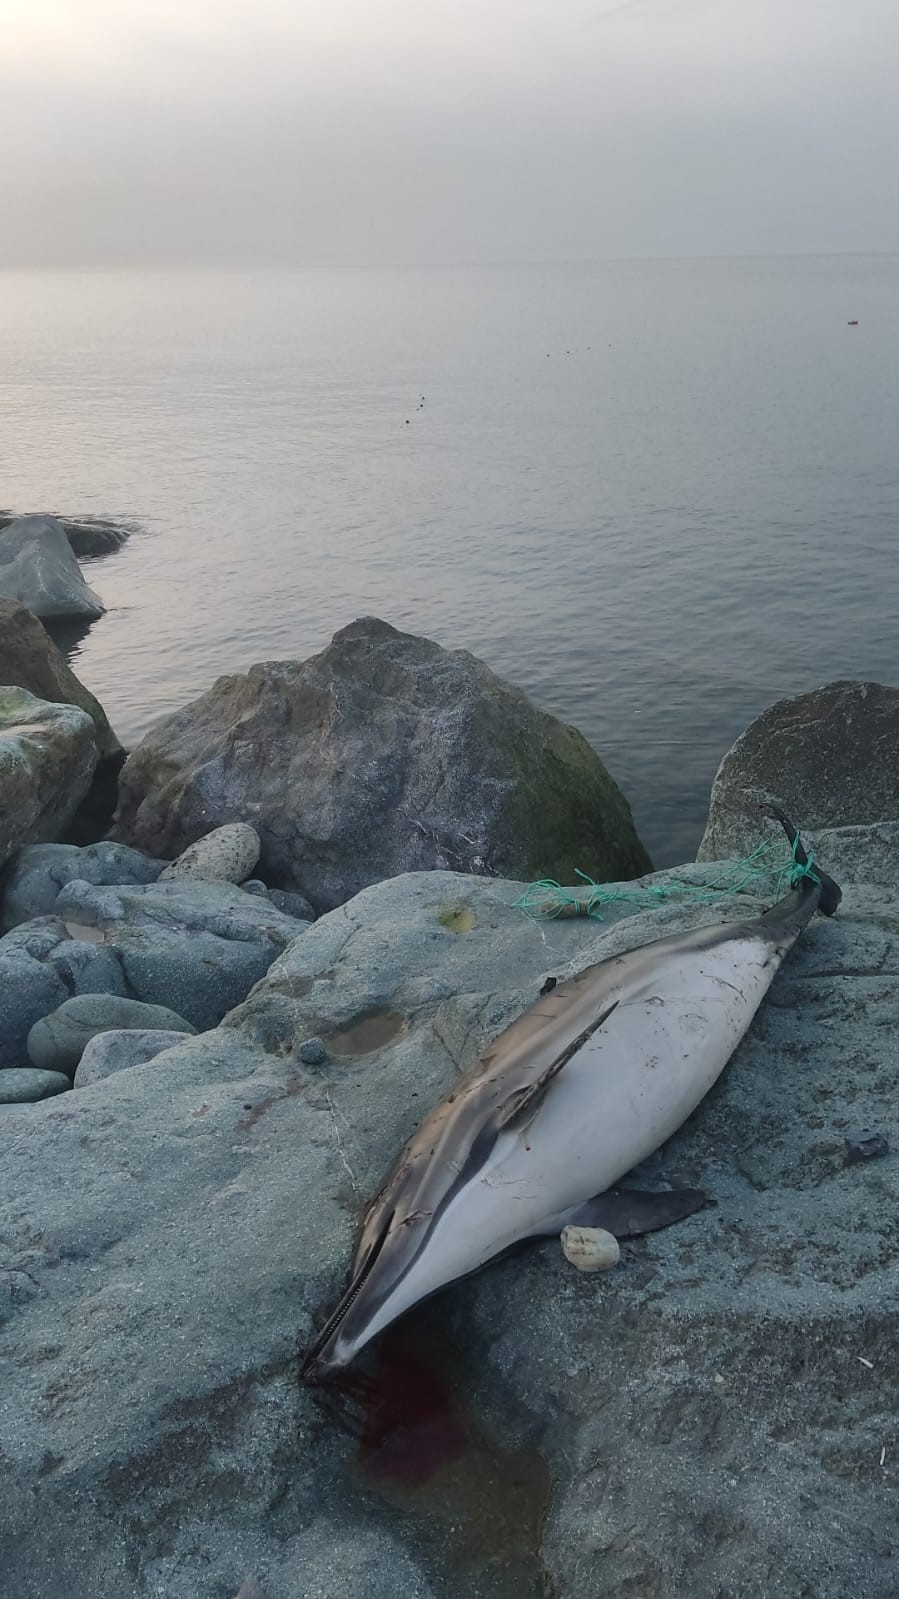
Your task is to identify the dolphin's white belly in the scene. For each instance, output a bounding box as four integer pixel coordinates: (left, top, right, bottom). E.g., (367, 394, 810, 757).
(367, 933, 773, 1335)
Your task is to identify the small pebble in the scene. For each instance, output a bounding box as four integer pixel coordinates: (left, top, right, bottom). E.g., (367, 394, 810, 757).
(299, 1037, 327, 1067)
(844, 1129, 889, 1165)
(560, 1224, 620, 1273)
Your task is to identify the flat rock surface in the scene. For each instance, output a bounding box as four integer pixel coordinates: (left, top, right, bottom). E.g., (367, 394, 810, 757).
(0, 514, 105, 621)
(699, 679, 899, 860)
(113, 616, 651, 912)
(0, 823, 896, 1597)
(0, 688, 98, 869)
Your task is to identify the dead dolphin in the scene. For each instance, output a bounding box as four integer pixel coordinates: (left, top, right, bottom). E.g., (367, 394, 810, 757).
(302, 810, 840, 1381)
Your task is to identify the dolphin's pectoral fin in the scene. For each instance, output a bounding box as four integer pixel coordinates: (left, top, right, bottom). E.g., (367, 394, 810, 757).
(496, 1000, 620, 1130)
(562, 1185, 709, 1238)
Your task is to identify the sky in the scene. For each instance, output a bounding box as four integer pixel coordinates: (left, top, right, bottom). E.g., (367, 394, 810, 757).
(1, 0, 898, 266)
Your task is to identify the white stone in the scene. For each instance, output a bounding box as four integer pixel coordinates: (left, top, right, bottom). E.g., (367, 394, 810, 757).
(560, 1224, 620, 1273)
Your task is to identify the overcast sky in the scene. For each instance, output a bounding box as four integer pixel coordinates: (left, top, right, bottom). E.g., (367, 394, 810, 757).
(2, 0, 897, 266)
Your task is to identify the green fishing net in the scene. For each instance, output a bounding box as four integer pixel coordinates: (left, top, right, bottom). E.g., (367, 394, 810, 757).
(514, 834, 821, 922)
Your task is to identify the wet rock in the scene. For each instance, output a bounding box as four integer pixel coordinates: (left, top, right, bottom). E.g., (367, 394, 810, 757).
(0, 1067, 70, 1103)
(0, 598, 121, 760)
(113, 616, 651, 913)
(0, 826, 895, 1598)
(0, 514, 104, 621)
(0, 512, 131, 561)
(0, 689, 98, 869)
(699, 680, 899, 860)
(160, 824, 260, 885)
(1, 840, 164, 932)
(27, 995, 196, 1075)
(74, 1029, 190, 1088)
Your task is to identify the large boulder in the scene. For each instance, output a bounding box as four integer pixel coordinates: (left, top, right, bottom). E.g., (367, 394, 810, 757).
(0, 514, 105, 621)
(0, 598, 121, 759)
(0, 688, 98, 869)
(0, 828, 896, 1597)
(113, 617, 651, 913)
(699, 680, 899, 860)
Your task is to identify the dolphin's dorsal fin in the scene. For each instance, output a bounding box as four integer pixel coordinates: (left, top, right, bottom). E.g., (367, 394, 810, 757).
(496, 1000, 620, 1129)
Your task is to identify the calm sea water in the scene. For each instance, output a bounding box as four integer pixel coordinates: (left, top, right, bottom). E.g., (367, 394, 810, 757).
(2, 257, 897, 867)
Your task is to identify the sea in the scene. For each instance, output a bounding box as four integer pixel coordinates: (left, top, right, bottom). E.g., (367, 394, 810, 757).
(2, 255, 897, 868)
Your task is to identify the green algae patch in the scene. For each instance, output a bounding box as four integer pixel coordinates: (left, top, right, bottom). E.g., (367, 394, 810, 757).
(437, 904, 476, 934)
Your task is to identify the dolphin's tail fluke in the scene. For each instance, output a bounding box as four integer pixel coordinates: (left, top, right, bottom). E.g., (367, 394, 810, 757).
(762, 804, 842, 917)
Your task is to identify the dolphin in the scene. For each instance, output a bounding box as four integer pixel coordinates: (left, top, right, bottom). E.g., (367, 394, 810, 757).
(301, 810, 840, 1381)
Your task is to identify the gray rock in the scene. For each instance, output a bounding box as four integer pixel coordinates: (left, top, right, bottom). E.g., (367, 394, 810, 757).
(160, 823, 261, 884)
(0, 513, 104, 620)
(112, 616, 651, 913)
(0, 916, 71, 1067)
(74, 1029, 193, 1088)
(1, 840, 165, 932)
(27, 995, 196, 1075)
(241, 880, 317, 922)
(0, 511, 131, 561)
(297, 1036, 327, 1066)
(699, 679, 899, 860)
(0, 878, 303, 1067)
(0, 830, 896, 1596)
(0, 597, 121, 759)
(0, 688, 98, 868)
(52, 877, 307, 1030)
(0, 1067, 70, 1103)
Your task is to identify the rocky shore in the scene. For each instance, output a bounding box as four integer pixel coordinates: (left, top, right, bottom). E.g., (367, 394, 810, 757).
(1, 510, 898, 1598)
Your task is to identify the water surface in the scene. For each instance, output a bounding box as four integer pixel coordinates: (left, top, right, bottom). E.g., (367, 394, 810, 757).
(2, 256, 897, 865)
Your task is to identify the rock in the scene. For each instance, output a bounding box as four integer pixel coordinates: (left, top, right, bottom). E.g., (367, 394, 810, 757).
(73, 1029, 190, 1088)
(0, 688, 98, 869)
(699, 680, 899, 861)
(0, 917, 71, 1068)
(0, 512, 131, 561)
(52, 876, 306, 1030)
(0, 830, 896, 1597)
(0, 598, 121, 759)
(560, 1224, 620, 1272)
(113, 616, 651, 913)
(1, 840, 164, 932)
(0, 1067, 70, 1103)
(298, 1037, 327, 1066)
(0, 875, 298, 1067)
(241, 880, 317, 922)
(27, 995, 196, 1075)
(844, 1130, 889, 1165)
(160, 824, 260, 885)
(0, 514, 105, 621)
